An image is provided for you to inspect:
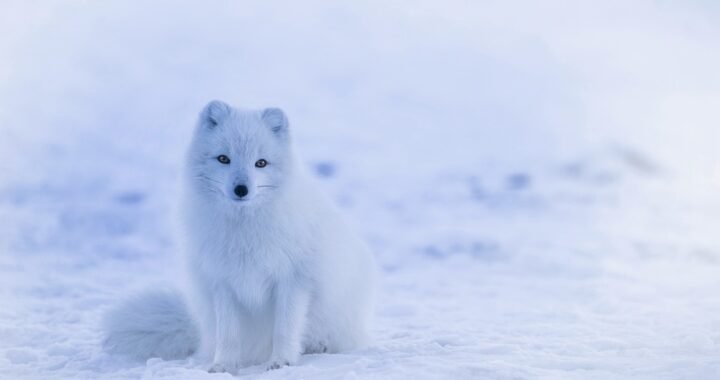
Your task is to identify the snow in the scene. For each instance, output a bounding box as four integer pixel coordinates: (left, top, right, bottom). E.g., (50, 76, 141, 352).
(2, 1, 720, 379)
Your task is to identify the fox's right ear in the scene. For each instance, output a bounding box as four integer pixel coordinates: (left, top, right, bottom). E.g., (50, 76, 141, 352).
(199, 100, 231, 129)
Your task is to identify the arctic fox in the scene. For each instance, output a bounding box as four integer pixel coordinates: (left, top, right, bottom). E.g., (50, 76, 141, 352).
(103, 101, 377, 373)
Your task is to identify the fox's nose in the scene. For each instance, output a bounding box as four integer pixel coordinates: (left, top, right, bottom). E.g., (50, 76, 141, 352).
(234, 185, 249, 198)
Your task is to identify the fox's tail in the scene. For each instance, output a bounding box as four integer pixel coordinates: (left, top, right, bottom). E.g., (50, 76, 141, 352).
(102, 288, 199, 360)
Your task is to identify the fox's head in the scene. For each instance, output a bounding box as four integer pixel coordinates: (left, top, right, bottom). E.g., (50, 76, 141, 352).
(186, 100, 293, 206)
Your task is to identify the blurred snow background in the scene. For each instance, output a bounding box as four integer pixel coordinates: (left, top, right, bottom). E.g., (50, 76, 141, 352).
(1, 1, 719, 379)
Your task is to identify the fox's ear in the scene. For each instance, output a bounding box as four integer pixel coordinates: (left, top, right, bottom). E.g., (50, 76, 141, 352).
(199, 100, 231, 129)
(261, 107, 288, 137)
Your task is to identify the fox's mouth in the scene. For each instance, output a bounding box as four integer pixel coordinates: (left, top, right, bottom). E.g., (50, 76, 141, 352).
(225, 185, 278, 203)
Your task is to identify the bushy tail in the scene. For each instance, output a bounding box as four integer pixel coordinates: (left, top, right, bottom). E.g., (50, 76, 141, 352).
(102, 288, 199, 361)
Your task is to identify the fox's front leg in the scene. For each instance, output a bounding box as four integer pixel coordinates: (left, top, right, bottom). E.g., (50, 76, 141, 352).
(266, 280, 310, 370)
(208, 286, 243, 374)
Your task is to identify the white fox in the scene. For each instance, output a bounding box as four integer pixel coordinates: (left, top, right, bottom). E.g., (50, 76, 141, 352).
(103, 101, 377, 373)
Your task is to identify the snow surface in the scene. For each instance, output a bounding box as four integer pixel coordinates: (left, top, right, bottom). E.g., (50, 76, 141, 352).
(1, 1, 720, 379)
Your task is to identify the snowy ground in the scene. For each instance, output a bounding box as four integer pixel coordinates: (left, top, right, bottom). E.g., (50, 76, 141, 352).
(1, 1, 720, 379)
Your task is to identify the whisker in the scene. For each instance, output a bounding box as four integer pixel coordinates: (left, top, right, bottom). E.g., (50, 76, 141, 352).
(257, 185, 278, 188)
(195, 175, 223, 185)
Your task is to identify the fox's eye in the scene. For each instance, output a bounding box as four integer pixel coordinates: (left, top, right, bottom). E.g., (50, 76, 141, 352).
(217, 155, 230, 164)
(255, 159, 268, 168)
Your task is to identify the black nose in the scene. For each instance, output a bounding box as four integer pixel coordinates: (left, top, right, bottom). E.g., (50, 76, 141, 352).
(234, 185, 248, 198)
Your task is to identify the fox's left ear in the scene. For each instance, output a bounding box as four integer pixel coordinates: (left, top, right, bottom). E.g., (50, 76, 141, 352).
(261, 108, 289, 138)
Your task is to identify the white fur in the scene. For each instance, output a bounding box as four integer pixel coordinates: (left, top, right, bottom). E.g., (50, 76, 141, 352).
(102, 101, 377, 373)
(102, 289, 199, 360)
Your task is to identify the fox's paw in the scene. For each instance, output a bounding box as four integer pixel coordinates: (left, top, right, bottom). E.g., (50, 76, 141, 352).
(266, 360, 290, 371)
(303, 340, 328, 354)
(208, 362, 236, 374)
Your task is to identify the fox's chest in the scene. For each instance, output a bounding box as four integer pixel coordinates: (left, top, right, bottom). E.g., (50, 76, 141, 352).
(225, 261, 275, 308)
(197, 226, 301, 305)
